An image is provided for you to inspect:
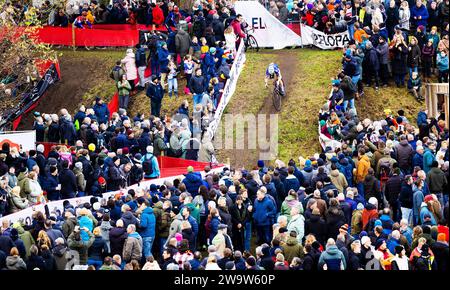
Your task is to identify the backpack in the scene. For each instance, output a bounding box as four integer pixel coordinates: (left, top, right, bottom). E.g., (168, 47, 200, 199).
(347, 77, 357, 92)
(379, 159, 392, 182)
(193, 195, 206, 216)
(142, 154, 155, 176)
(110, 66, 124, 81)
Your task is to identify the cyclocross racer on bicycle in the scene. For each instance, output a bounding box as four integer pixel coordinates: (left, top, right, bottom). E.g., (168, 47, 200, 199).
(265, 63, 285, 96)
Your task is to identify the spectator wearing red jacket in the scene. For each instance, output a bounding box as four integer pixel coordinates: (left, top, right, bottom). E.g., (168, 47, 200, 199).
(231, 14, 245, 48)
(152, 2, 164, 28)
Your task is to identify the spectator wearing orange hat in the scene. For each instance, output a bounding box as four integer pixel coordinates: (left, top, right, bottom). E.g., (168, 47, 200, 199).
(431, 233, 449, 271)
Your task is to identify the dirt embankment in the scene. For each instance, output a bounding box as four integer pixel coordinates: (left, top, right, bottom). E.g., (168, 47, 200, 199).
(17, 51, 118, 130)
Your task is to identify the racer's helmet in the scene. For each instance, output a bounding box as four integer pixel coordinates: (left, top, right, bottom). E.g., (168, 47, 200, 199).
(268, 63, 275, 75)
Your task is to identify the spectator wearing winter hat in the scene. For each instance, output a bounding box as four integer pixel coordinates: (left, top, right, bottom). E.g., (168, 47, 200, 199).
(391, 245, 410, 270)
(430, 233, 449, 271)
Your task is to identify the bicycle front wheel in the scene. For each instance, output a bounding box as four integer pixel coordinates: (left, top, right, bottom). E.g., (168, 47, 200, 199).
(273, 87, 281, 111)
(248, 35, 259, 52)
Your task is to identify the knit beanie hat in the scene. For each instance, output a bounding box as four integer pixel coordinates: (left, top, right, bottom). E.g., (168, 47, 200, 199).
(257, 160, 265, 168)
(375, 239, 385, 250)
(305, 159, 312, 167)
(395, 245, 404, 255)
(374, 219, 382, 227)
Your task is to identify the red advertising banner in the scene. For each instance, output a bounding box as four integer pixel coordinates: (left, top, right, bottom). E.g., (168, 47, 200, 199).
(286, 22, 301, 36)
(33, 25, 169, 47)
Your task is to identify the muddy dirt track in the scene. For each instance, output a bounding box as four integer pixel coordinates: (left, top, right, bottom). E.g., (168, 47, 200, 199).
(217, 50, 299, 169)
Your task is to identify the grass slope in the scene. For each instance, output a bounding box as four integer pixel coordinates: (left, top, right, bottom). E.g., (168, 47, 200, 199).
(278, 49, 342, 160)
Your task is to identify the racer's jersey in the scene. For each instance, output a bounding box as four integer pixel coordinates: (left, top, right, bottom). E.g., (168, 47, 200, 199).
(265, 63, 281, 79)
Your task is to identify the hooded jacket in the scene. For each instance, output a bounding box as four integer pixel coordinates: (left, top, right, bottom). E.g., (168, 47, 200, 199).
(356, 155, 371, 183)
(52, 244, 68, 270)
(253, 196, 276, 226)
(280, 195, 302, 218)
(139, 207, 156, 238)
(175, 28, 190, 55)
(120, 211, 138, 229)
(395, 139, 414, 170)
(121, 51, 138, 80)
(318, 245, 346, 270)
(6, 255, 27, 270)
(287, 214, 305, 243)
(411, 4, 429, 28)
(338, 158, 353, 186)
(422, 148, 435, 174)
(122, 232, 142, 262)
(362, 203, 379, 230)
(426, 167, 447, 194)
(182, 172, 203, 196)
(330, 169, 348, 193)
(109, 226, 127, 256)
(282, 236, 304, 263)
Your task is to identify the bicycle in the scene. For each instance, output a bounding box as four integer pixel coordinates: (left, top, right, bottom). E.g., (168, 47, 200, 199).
(243, 27, 259, 52)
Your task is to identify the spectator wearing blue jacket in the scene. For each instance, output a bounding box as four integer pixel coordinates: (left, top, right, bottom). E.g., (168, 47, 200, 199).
(157, 42, 170, 89)
(437, 50, 449, 83)
(114, 128, 128, 149)
(137, 198, 156, 258)
(209, 212, 221, 244)
(284, 166, 300, 197)
(386, 230, 401, 254)
(93, 97, 110, 125)
(411, 0, 429, 29)
(78, 208, 94, 242)
(59, 114, 77, 145)
(416, 109, 428, 128)
(338, 154, 354, 187)
(287, 160, 305, 186)
(419, 202, 437, 225)
(43, 167, 60, 201)
(253, 188, 276, 245)
(26, 151, 37, 172)
(182, 166, 203, 196)
(202, 47, 217, 81)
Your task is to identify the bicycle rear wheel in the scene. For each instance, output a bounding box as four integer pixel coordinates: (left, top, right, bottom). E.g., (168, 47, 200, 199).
(248, 35, 259, 52)
(273, 87, 281, 111)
